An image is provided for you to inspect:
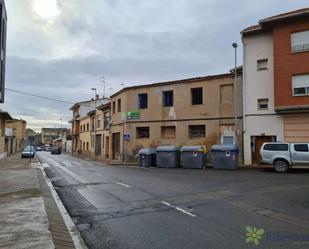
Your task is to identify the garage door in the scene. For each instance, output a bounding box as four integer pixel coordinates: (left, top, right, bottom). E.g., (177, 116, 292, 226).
(284, 115, 309, 142)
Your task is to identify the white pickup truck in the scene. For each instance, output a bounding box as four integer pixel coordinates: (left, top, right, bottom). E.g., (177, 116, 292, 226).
(260, 142, 309, 172)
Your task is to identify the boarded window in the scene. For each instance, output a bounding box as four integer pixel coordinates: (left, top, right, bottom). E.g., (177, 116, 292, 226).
(136, 127, 150, 139)
(163, 91, 173, 107)
(138, 93, 148, 109)
(189, 125, 206, 138)
(161, 126, 176, 139)
(257, 59, 268, 70)
(257, 98, 269, 110)
(191, 87, 203, 105)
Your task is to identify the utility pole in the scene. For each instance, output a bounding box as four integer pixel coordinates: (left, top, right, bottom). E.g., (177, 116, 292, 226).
(232, 42, 238, 144)
(102, 76, 106, 99)
(91, 88, 97, 157)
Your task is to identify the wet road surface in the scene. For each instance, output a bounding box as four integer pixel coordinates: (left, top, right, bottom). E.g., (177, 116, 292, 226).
(36, 152, 309, 249)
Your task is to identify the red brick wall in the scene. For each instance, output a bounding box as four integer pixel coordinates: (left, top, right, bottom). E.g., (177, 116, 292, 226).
(273, 19, 309, 109)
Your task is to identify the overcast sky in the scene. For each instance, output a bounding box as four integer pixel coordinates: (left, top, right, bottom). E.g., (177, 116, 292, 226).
(1, 0, 308, 131)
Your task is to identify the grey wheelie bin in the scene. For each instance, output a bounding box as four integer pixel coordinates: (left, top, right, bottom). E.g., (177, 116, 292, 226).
(211, 144, 239, 170)
(138, 148, 156, 167)
(181, 145, 207, 169)
(156, 146, 180, 168)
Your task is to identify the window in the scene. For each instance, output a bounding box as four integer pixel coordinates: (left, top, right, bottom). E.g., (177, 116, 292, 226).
(83, 124, 86, 132)
(191, 87, 203, 105)
(223, 136, 234, 144)
(294, 144, 308, 152)
(263, 144, 289, 151)
(292, 74, 309, 96)
(112, 101, 116, 114)
(136, 127, 150, 139)
(117, 99, 121, 112)
(86, 142, 89, 151)
(163, 91, 173, 107)
(80, 125, 83, 132)
(87, 123, 89, 131)
(189, 125, 206, 138)
(257, 59, 268, 70)
(161, 126, 176, 139)
(291, 30, 309, 53)
(138, 93, 148, 109)
(257, 99, 269, 110)
(104, 112, 110, 130)
(97, 115, 101, 128)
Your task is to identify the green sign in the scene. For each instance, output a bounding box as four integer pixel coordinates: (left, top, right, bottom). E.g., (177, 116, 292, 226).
(121, 110, 140, 121)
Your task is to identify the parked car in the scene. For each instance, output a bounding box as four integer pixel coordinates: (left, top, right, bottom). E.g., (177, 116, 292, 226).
(36, 146, 42, 151)
(51, 147, 62, 155)
(44, 144, 51, 151)
(260, 142, 309, 172)
(21, 146, 35, 158)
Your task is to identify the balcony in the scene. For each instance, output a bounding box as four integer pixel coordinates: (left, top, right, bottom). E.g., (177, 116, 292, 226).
(291, 44, 309, 53)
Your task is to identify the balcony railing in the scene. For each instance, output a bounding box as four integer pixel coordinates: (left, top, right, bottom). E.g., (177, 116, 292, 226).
(291, 44, 309, 53)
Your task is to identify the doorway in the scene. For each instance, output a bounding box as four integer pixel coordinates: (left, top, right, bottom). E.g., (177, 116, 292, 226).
(105, 136, 110, 159)
(112, 133, 121, 160)
(251, 136, 276, 164)
(95, 135, 102, 157)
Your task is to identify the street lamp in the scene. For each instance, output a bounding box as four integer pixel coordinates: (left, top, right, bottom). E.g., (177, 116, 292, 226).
(91, 88, 97, 156)
(232, 42, 238, 144)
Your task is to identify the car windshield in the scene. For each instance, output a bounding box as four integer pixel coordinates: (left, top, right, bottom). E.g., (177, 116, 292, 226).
(24, 146, 34, 152)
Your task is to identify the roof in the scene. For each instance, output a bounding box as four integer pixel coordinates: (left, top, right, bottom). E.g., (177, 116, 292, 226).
(42, 128, 68, 132)
(6, 118, 26, 123)
(110, 73, 233, 98)
(0, 111, 13, 120)
(97, 102, 111, 110)
(242, 8, 309, 36)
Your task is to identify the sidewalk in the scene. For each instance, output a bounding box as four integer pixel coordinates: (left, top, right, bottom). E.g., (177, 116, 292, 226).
(0, 154, 79, 249)
(0, 154, 54, 249)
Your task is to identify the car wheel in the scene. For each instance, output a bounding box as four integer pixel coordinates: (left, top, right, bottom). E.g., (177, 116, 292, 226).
(274, 160, 289, 173)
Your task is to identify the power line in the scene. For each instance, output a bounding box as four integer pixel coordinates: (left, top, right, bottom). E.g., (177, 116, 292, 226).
(5, 88, 75, 105)
(5, 87, 98, 108)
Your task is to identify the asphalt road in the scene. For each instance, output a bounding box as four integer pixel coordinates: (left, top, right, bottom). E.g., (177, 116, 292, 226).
(36, 152, 309, 249)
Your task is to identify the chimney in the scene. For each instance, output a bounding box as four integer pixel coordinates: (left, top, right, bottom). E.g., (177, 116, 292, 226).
(96, 94, 100, 100)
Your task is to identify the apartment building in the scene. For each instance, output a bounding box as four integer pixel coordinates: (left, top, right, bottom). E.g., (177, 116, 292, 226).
(110, 72, 242, 162)
(78, 102, 111, 158)
(6, 119, 27, 152)
(242, 8, 309, 165)
(0, 110, 11, 159)
(41, 128, 68, 145)
(70, 97, 107, 155)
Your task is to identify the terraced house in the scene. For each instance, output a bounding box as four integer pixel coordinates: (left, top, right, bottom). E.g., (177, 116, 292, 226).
(242, 8, 309, 165)
(110, 72, 242, 162)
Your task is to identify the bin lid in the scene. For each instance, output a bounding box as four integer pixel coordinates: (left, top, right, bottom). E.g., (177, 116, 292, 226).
(181, 145, 207, 152)
(138, 148, 156, 155)
(156, 146, 180, 152)
(211, 144, 239, 152)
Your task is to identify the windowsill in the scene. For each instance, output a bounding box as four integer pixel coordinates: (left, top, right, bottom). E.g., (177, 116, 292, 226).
(257, 68, 268, 71)
(190, 137, 206, 139)
(291, 49, 309, 54)
(162, 106, 174, 108)
(136, 137, 150, 139)
(292, 93, 309, 97)
(191, 104, 204, 107)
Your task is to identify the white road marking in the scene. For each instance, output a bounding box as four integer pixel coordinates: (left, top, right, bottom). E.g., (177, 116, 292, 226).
(161, 201, 197, 218)
(42, 163, 49, 168)
(94, 172, 102, 176)
(116, 181, 131, 188)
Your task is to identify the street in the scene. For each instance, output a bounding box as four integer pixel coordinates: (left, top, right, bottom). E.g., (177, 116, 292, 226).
(36, 152, 309, 249)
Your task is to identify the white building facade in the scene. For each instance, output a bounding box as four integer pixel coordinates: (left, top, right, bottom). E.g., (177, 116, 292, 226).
(242, 31, 284, 165)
